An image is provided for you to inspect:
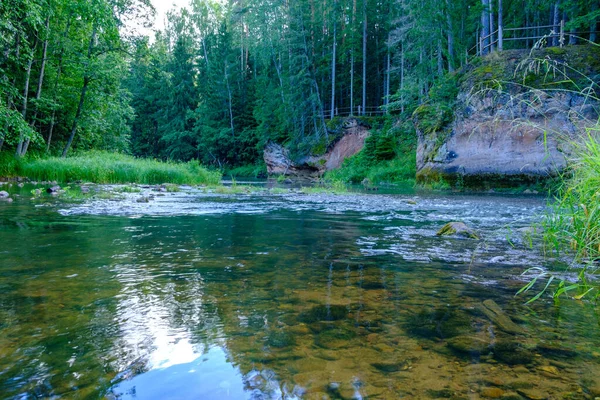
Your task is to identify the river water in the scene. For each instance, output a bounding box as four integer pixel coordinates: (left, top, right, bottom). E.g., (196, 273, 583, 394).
(0, 183, 598, 399)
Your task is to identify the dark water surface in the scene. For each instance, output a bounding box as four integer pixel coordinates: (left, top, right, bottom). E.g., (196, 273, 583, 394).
(1, 185, 599, 399)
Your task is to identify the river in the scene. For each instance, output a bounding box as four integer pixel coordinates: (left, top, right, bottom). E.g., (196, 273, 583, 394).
(0, 183, 598, 399)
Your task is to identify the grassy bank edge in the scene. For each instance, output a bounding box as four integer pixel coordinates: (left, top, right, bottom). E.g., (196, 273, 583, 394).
(0, 151, 222, 186)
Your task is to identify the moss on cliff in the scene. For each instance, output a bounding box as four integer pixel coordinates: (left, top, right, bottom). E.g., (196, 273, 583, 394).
(415, 44, 600, 190)
(459, 45, 600, 94)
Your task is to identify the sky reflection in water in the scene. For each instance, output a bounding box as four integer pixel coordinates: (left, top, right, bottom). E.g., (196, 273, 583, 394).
(1, 186, 599, 399)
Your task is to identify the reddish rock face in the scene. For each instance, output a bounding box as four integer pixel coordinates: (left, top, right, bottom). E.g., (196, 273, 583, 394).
(263, 118, 370, 178)
(416, 89, 599, 187)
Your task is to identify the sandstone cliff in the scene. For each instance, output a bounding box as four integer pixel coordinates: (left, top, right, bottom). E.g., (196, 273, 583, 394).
(264, 118, 371, 178)
(416, 46, 600, 187)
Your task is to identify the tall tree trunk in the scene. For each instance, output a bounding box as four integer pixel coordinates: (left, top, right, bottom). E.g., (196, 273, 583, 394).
(400, 41, 405, 113)
(330, 0, 337, 119)
(481, 0, 490, 55)
(590, 1, 598, 43)
(446, 0, 455, 71)
(22, 17, 50, 156)
(62, 76, 90, 158)
(361, 0, 367, 115)
(47, 16, 72, 152)
(224, 62, 235, 137)
(497, 0, 503, 51)
(568, 10, 576, 45)
(384, 48, 390, 110)
(489, 0, 495, 52)
(350, 0, 357, 116)
(552, 1, 560, 46)
(62, 25, 96, 158)
(16, 38, 38, 157)
(2, 33, 21, 152)
(437, 39, 443, 76)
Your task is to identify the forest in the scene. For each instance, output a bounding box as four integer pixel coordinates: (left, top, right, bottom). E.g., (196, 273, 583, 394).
(1, 0, 599, 171)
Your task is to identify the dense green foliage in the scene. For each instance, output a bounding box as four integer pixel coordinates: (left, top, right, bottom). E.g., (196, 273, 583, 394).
(5, 151, 221, 185)
(327, 120, 416, 184)
(1, 0, 598, 173)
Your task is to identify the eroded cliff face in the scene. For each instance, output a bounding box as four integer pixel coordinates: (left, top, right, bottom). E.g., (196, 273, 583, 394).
(416, 46, 600, 187)
(264, 118, 370, 178)
(417, 91, 598, 186)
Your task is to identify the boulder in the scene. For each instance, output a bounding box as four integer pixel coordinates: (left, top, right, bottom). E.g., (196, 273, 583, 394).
(0, 191, 8, 198)
(46, 185, 61, 193)
(263, 142, 320, 178)
(436, 222, 479, 239)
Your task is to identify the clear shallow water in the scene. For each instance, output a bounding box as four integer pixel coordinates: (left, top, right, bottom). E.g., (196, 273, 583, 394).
(1, 184, 599, 399)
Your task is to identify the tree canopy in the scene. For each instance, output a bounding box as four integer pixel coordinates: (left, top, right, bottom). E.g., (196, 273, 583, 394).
(1, 0, 597, 165)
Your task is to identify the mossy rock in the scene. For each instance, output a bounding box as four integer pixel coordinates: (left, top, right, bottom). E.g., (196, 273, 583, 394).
(447, 335, 492, 356)
(266, 330, 296, 348)
(371, 361, 407, 373)
(436, 222, 479, 239)
(405, 307, 472, 340)
(314, 326, 357, 349)
(493, 341, 534, 365)
(298, 304, 348, 323)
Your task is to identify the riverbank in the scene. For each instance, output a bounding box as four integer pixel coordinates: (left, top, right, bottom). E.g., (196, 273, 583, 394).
(0, 151, 221, 185)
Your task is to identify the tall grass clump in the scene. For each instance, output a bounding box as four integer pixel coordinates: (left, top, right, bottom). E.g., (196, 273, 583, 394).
(527, 127, 600, 301)
(508, 41, 600, 302)
(20, 151, 221, 185)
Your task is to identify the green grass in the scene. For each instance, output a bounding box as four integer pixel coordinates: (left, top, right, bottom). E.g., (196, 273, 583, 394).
(4, 151, 222, 185)
(545, 129, 600, 259)
(225, 163, 267, 179)
(300, 179, 348, 195)
(519, 128, 600, 303)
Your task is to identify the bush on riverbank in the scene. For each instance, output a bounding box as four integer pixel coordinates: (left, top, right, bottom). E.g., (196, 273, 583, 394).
(326, 120, 416, 185)
(2, 151, 221, 185)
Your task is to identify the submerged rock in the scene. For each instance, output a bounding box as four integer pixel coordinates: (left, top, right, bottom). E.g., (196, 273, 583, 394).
(314, 326, 356, 349)
(447, 335, 492, 355)
(298, 304, 348, 323)
(371, 361, 408, 373)
(516, 388, 548, 400)
(405, 307, 472, 339)
(493, 341, 534, 365)
(476, 299, 525, 335)
(479, 387, 504, 398)
(436, 222, 479, 239)
(266, 330, 296, 348)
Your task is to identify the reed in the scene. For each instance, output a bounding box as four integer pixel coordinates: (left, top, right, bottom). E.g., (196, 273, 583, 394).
(17, 151, 221, 185)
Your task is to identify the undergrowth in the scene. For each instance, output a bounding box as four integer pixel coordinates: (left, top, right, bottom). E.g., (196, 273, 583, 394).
(326, 119, 416, 185)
